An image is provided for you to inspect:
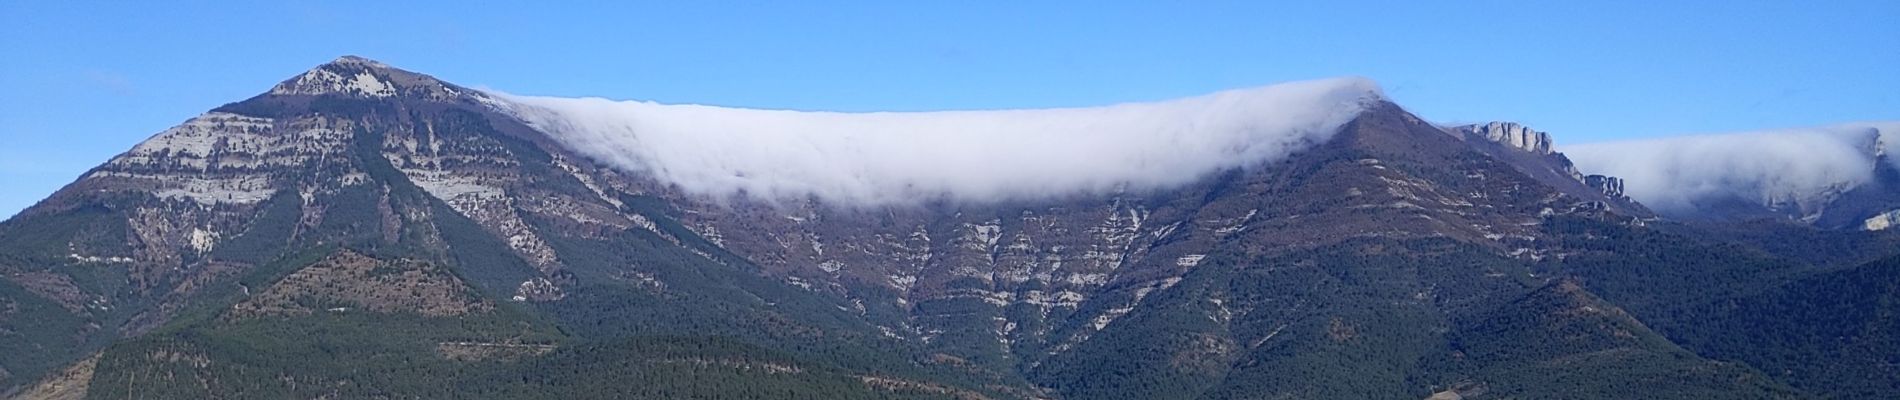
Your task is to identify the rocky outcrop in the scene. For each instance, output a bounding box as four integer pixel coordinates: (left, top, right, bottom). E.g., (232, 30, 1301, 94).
(1457, 122, 1556, 155)
(1864, 209, 1900, 231)
(1447, 121, 1650, 217)
(1585, 174, 1626, 199)
(1453, 121, 1583, 183)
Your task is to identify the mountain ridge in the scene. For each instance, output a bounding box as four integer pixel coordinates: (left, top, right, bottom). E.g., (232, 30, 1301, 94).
(2, 56, 1893, 399)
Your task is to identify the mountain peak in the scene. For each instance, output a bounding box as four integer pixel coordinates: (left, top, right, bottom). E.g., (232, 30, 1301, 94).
(268, 55, 466, 100)
(327, 55, 390, 68)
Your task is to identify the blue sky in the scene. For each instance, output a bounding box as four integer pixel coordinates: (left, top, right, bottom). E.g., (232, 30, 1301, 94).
(2, 1, 1896, 218)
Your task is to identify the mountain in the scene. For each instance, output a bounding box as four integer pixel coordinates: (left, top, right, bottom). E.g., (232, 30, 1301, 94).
(1, 56, 1893, 399)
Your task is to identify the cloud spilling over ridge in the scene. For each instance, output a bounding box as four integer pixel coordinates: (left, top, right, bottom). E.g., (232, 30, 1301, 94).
(491, 77, 1383, 205)
(1566, 122, 1899, 215)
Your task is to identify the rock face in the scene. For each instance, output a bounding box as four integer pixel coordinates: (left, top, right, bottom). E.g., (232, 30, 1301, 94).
(1585, 174, 1626, 199)
(1451, 122, 1648, 217)
(1457, 121, 1555, 155)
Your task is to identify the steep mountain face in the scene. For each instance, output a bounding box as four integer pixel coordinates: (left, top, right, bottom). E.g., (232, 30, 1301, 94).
(1450, 122, 1648, 217)
(3, 57, 981, 398)
(0, 57, 1892, 399)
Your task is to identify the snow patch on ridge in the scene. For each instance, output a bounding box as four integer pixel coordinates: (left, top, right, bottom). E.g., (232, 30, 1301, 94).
(489, 77, 1383, 205)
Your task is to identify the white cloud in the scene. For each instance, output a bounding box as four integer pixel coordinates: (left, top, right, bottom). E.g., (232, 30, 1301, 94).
(490, 77, 1382, 206)
(1567, 122, 1899, 216)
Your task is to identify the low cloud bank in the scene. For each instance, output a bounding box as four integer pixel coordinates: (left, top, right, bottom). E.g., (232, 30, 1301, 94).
(492, 77, 1382, 205)
(1567, 122, 1899, 215)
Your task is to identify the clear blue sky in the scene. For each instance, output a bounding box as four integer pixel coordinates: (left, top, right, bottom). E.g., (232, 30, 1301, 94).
(2, 1, 1896, 218)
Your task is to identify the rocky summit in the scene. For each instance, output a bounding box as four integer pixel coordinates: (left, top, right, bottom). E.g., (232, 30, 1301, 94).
(3, 57, 1900, 400)
(1456, 122, 1556, 155)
